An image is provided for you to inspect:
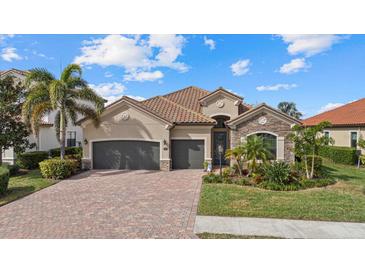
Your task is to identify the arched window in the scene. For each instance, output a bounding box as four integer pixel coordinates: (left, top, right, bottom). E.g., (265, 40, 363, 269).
(248, 132, 277, 160)
(213, 115, 230, 128)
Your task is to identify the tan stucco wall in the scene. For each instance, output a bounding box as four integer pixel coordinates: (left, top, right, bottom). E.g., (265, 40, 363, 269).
(170, 126, 213, 160)
(201, 95, 239, 119)
(324, 127, 365, 150)
(82, 104, 170, 160)
(37, 124, 83, 152)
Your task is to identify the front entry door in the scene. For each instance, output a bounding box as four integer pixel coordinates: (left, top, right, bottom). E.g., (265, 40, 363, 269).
(213, 131, 228, 165)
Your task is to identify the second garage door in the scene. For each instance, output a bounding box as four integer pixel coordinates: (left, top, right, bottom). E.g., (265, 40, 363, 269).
(171, 140, 204, 169)
(92, 140, 160, 170)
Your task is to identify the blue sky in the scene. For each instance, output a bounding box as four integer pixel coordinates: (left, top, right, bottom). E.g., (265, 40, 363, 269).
(1, 34, 364, 118)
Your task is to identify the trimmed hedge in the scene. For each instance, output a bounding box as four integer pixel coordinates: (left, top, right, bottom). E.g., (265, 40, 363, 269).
(0, 166, 10, 195)
(49, 147, 82, 158)
(39, 159, 78, 179)
(319, 146, 358, 165)
(259, 178, 335, 191)
(16, 151, 49, 169)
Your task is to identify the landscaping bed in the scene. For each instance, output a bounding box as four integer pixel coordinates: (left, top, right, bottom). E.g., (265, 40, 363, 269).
(198, 162, 365, 222)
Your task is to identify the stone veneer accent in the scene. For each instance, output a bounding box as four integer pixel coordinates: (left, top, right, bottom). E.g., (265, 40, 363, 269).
(82, 158, 91, 170)
(160, 159, 171, 171)
(230, 111, 295, 162)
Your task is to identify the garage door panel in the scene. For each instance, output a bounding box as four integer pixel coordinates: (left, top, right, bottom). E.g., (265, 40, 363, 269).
(171, 140, 204, 169)
(93, 141, 160, 170)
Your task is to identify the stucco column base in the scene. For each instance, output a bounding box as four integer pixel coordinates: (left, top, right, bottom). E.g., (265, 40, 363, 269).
(82, 158, 91, 170)
(160, 159, 171, 171)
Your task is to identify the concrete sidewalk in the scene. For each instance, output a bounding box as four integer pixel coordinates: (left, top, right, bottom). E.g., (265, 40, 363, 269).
(195, 216, 365, 239)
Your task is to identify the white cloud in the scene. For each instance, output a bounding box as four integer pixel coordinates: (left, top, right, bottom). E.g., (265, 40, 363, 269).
(74, 34, 188, 82)
(1, 47, 22, 62)
(0, 34, 14, 44)
(124, 70, 164, 82)
(204, 36, 216, 50)
(148, 34, 188, 72)
(279, 58, 310, 74)
(230, 59, 251, 76)
(279, 35, 343, 57)
(89, 82, 145, 105)
(318, 102, 344, 113)
(256, 83, 298, 91)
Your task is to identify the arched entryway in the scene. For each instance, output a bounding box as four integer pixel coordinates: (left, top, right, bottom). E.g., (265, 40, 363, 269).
(212, 115, 230, 165)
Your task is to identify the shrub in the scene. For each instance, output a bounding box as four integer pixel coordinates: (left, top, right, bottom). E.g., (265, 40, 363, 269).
(16, 151, 49, 169)
(300, 178, 335, 189)
(319, 146, 358, 165)
(52, 154, 82, 170)
(0, 166, 10, 195)
(3, 164, 20, 176)
(264, 161, 291, 185)
(259, 181, 301, 191)
(233, 177, 251, 186)
(49, 146, 82, 158)
(39, 159, 77, 179)
(202, 173, 222, 184)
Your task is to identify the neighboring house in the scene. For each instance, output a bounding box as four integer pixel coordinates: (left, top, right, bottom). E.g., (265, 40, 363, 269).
(79, 86, 301, 170)
(0, 69, 83, 164)
(303, 98, 365, 151)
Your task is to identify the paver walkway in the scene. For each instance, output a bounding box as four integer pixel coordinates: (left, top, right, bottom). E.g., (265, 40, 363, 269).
(0, 169, 203, 238)
(195, 216, 365, 239)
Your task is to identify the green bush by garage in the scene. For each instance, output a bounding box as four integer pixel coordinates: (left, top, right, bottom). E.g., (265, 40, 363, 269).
(39, 159, 78, 179)
(0, 166, 10, 195)
(319, 145, 358, 165)
(49, 146, 82, 158)
(16, 151, 49, 169)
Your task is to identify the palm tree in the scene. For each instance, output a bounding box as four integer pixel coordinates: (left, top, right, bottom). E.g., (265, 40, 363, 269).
(245, 135, 270, 174)
(277, 101, 302, 119)
(225, 144, 246, 176)
(22, 64, 104, 159)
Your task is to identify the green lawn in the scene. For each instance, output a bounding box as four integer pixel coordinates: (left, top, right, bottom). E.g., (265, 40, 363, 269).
(197, 233, 282, 239)
(198, 162, 365, 222)
(0, 170, 55, 206)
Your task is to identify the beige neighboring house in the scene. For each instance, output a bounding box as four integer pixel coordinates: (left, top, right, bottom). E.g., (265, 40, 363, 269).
(303, 98, 365, 152)
(79, 86, 301, 171)
(0, 68, 83, 164)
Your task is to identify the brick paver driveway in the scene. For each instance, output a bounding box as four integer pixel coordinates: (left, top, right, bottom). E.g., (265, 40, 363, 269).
(0, 169, 203, 238)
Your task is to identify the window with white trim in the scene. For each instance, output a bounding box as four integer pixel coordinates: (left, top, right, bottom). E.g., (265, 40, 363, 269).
(67, 131, 76, 147)
(350, 132, 357, 148)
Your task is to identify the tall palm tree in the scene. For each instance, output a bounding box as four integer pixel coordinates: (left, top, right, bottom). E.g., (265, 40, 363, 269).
(277, 101, 302, 119)
(245, 135, 270, 174)
(22, 64, 104, 159)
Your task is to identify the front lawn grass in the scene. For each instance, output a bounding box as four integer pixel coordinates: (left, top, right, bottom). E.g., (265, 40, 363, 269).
(198, 162, 365, 222)
(0, 170, 55, 206)
(197, 233, 282, 239)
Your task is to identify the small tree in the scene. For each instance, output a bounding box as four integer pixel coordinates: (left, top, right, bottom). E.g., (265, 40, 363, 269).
(0, 76, 34, 165)
(245, 135, 270, 175)
(278, 102, 302, 119)
(357, 136, 365, 168)
(225, 144, 246, 176)
(289, 121, 332, 179)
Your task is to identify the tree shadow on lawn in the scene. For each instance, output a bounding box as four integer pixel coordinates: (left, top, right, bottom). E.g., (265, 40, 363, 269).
(322, 165, 361, 182)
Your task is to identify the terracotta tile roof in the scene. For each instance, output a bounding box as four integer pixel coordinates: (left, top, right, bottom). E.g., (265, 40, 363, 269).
(0, 68, 28, 77)
(162, 86, 210, 113)
(303, 98, 365, 126)
(141, 96, 215, 124)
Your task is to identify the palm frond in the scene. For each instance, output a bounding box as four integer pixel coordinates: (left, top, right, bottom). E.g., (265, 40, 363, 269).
(25, 68, 55, 88)
(66, 77, 88, 89)
(71, 102, 100, 126)
(65, 99, 78, 125)
(29, 102, 53, 136)
(22, 85, 50, 126)
(60, 64, 82, 82)
(70, 86, 104, 114)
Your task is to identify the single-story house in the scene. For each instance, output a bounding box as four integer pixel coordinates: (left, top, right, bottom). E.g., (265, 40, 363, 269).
(303, 98, 365, 151)
(79, 86, 301, 171)
(0, 69, 83, 164)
